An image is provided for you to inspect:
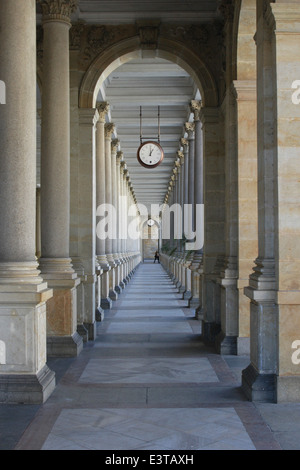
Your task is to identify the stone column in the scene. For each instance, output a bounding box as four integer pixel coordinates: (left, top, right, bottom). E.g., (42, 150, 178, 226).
(121, 161, 129, 283)
(177, 151, 186, 295)
(116, 151, 126, 290)
(181, 138, 189, 297)
(105, 123, 118, 300)
(184, 123, 195, 300)
(233, 80, 257, 355)
(38, 0, 82, 357)
(95, 103, 112, 310)
(0, 0, 55, 403)
(243, 1, 300, 402)
(189, 100, 204, 316)
(76, 108, 98, 339)
(200, 107, 225, 343)
(111, 139, 122, 293)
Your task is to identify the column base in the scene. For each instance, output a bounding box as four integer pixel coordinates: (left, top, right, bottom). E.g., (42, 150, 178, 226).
(47, 332, 83, 358)
(109, 289, 118, 301)
(115, 285, 123, 294)
(201, 321, 221, 344)
(183, 290, 192, 301)
(242, 363, 276, 403)
(119, 280, 126, 290)
(0, 365, 56, 404)
(178, 286, 186, 296)
(215, 331, 237, 355)
(77, 323, 89, 342)
(189, 297, 200, 310)
(101, 296, 112, 310)
(96, 306, 105, 321)
(84, 321, 97, 341)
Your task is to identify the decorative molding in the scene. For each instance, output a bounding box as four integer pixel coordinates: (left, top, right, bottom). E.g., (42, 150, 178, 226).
(70, 22, 85, 49)
(136, 20, 160, 50)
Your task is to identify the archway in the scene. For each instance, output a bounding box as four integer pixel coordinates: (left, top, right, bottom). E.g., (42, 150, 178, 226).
(78, 36, 219, 110)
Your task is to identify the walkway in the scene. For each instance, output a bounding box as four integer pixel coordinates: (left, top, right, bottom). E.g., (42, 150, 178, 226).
(1, 262, 300, 451)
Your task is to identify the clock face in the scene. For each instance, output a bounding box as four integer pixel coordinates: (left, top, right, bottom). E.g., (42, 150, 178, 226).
(137, 141, 164, 168)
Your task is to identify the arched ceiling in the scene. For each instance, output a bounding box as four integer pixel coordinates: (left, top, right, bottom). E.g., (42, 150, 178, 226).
(97, 56, 199, 211)
(36, 0, 223, 213)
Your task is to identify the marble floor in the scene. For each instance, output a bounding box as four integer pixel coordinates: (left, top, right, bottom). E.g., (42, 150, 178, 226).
(0, 262, 289, 451)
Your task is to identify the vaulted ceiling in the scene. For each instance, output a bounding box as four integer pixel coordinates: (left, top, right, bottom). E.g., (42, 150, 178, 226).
(97, 57, 199, 211)
(37, 0, 223, 213)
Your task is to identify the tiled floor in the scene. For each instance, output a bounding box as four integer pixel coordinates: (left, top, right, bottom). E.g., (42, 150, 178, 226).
(0, 261, 291, 450)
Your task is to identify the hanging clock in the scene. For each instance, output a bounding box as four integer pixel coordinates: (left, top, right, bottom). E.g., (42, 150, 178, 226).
(147, 218, 155, 227)
(137, 141, 164, 169)
(137, 106, 164, 169)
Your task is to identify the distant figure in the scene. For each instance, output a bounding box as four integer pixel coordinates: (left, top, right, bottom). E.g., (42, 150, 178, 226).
(154, 251, 160, 263)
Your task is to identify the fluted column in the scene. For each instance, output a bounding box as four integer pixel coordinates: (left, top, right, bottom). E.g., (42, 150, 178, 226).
(200, 107, 225, 344)
(111, 139, 122, 293)
(116, 151, 126, 290)
(177, 150, 186, 295)
(184, 123, 195, 301)
(104, 123, 118, 300)
(75, 108, 98, 339)
(95, 103, 112, 310)
(189, 100, 204, 317)
(0, 0, 55, 403)
(181, 137, 190, 298)
(38, 0, 82, 358)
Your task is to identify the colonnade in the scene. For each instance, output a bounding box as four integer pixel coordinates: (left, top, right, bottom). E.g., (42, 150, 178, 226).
(1, 0, 300, 405)
(0, 0, 140, 404)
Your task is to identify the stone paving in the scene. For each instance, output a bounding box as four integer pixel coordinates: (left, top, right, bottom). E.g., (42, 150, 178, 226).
(2, 261, 299, 451)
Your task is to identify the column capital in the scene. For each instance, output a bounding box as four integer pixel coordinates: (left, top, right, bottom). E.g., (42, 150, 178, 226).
(96, 101, 110, 123)
(185, 122, 195, 137)
(270, 3, 300, 34)
(177, 150, 184, 162)
(111, 138, 120, 153)
(38, 0, 78, 25)
(232, 80, 256, 102)
(190, 100, 202, 121)
(180, 137, 189, 149)
(104, 122, 115, 139)
(116, 151, 123, 164)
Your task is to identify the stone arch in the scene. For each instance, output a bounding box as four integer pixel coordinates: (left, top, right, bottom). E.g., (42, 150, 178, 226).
(140, 218, 160, 261)
(78, 36, 219, 109)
